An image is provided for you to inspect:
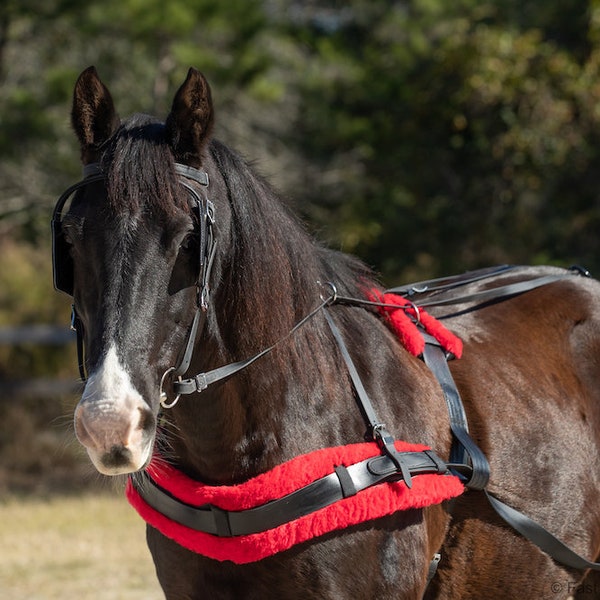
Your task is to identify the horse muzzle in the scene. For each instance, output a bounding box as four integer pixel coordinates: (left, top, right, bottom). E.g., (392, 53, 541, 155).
(73, 345, 156, 475)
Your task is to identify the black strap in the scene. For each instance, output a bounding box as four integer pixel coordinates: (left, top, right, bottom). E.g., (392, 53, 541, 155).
(421, 338, 490, 490)
(388, 265, 515, 297)
(421, 329, 600, 571)
(148, 268, 600, 571)
(386, 267, 582, 310)
(172, 309, 205, 378)
(173, 296, 331, 396)
(174, 163, 209, 187)
(70, 305, 86, 381)
(485, 491, 600, 571)
(323, 309, 417, 488)
(130, 449, 448, 537)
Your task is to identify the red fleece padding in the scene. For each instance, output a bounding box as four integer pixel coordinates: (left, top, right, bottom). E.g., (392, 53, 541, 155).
(126, 441, 464, 564)
(369, 289, 463, 358)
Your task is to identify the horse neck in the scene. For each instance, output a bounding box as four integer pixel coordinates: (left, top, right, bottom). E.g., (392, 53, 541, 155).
(165, 271, 344, 485)
(163, 162, 358, 485)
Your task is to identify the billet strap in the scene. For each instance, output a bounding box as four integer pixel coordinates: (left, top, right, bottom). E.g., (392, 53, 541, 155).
(129, 449, 447, 538)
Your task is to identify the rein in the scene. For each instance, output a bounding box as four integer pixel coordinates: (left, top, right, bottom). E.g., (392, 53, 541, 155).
(161, 285, 337, 406)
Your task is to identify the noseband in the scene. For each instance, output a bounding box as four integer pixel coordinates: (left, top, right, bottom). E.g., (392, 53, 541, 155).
(52, 161, 217, 385)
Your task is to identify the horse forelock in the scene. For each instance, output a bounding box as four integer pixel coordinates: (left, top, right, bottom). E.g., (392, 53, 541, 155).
(102, 114, 188, 218)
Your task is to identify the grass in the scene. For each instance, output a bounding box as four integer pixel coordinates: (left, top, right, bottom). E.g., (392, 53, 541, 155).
(0, 491, 164, 599)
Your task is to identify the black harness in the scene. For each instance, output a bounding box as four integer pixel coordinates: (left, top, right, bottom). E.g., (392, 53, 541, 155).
(130, 268, 600, 576)
(53, 165, 600, 577)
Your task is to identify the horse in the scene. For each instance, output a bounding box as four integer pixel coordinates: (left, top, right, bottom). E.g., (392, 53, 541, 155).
(52, 66, 600, 599)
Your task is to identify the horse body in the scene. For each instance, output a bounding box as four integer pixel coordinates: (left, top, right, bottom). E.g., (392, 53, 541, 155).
(56, 67, 600, 599)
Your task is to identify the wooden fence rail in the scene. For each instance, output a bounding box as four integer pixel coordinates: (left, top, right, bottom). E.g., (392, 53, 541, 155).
(0, 325, 81, 398)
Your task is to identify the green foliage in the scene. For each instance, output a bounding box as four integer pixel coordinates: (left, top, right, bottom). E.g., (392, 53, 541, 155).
(282, 0, 600, 281)
(1, 0, 600, 376)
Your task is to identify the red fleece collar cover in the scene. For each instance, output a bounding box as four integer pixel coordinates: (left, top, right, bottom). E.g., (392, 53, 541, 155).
(369, 289, 463, 358)
(126, 441, 463, 563)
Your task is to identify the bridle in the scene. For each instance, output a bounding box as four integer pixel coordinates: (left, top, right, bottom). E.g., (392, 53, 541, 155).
(51, 161, 217, 387)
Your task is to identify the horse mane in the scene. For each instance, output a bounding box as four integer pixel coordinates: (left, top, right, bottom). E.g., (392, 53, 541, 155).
(103, 114, 188, 217)
(208, 138, 378, 355)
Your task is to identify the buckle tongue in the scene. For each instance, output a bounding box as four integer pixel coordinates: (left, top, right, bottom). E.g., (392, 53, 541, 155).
(373, 424, 413, 488)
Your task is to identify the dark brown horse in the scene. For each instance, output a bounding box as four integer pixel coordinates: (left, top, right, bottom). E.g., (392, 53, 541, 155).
(53, 66, 600, 599)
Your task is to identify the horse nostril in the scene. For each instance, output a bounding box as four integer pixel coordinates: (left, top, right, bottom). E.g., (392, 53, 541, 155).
(137, 407, 155, 434)
(74, 405, 94, 447)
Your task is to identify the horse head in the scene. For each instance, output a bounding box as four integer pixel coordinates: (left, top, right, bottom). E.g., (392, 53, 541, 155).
(58, 67, 221, 475)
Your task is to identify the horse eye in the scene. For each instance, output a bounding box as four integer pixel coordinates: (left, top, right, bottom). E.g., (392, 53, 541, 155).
(62, 218, 83, 245)
(179, 232, 198, 253)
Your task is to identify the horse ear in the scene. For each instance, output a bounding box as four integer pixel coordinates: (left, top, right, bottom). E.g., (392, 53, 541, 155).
(71, 66, 120, 164)
(166, 68, 214, 167)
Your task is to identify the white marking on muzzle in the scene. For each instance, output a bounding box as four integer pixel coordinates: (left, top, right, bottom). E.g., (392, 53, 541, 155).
(74, 345, 155, 475)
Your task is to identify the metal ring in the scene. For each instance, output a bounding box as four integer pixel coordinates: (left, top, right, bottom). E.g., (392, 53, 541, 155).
(318, 281, 338, 305)
(405, 300, 421, 324)
(159, 367, 181, 409)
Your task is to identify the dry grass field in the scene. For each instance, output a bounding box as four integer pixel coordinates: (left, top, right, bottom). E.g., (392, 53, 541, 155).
(0, 492, 164, 599)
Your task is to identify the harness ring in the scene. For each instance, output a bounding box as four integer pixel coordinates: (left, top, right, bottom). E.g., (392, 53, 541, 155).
(160, 367, 181, 409)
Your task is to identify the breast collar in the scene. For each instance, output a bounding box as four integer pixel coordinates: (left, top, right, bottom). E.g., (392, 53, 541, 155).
(127, 291, 466, 564)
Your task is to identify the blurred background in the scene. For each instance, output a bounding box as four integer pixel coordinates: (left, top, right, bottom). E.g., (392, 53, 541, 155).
(1, 0, 599, 595)
(3, 0, 600, 495)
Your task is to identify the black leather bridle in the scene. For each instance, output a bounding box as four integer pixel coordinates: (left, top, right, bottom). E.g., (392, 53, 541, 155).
(52, 161, 216, 385)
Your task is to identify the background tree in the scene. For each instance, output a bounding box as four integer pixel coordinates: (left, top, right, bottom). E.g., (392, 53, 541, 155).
(278, 0, 600, 281)
(2, 0, 600, 486)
